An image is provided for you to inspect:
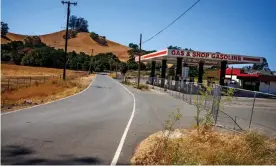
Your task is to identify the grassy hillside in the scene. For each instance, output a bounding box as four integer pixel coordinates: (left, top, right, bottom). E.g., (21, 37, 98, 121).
(1, 30, 130, 61)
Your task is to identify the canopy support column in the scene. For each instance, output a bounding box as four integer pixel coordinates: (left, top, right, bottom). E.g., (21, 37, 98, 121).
(161, 60, 167, 87)
(198, 61, 204, 84)
(220, 61, 227, 86)
(150, 61, 156, 85)
(175, 57, 183, 90)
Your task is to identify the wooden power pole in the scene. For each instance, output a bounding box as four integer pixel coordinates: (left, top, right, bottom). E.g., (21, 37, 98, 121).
(137, 34, 142, 88)
(61, 1, 77, 80)
(88, 49, 94, 74)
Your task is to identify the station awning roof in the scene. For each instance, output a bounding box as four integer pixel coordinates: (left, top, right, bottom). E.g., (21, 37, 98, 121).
(135, 49, 263, 66)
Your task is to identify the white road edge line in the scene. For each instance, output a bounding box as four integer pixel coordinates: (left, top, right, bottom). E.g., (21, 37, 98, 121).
(109, 76, 136, 165)
(1, 75, 97, 116)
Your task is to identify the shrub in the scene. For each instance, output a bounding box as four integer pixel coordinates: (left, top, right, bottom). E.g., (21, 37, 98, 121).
(134, 83, 149, 90)
(63, 30, 78, 39)
(90, 32, 99, 40)
(24, 36, 45, 47)
(90, 32, 107, 46)
(131, 129, 276, 165)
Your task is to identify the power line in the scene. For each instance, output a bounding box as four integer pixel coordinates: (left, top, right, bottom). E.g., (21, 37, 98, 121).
(142, 0, 201, 44)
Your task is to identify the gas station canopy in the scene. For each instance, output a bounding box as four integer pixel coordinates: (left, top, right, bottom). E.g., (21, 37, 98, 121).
(135, 49, 263, 66)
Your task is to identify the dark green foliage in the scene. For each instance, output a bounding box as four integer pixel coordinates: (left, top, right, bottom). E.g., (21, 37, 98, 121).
(1, 39, 124, 72)
(69, 15, 78, 29)
(189, 66, 199, 77)
(1, 52, 12, 61)
(243, 58, 272, 75)
(120, 62, 128, 74)
(82, 60, 90, 71)
(3, 41, 25, 65)
(21, 47, 55, 67)
(127, 43, 155, 70)
(168, 45, 181, 49)
(168, 65, 175, 77)
(252, 58, 270, 71)
(69, 15, 89, 32)
(90, 32, 107, 46)
(127, 43, 139, 70)
(129, 43, 139, 50)
(90, 32, 99, 40)
(52, 49, 65, 68)
(24, 36, 46, 48)
(1, 40, 94, 71)
(1, 21, 9, 36)
(93, 52, 120, 72)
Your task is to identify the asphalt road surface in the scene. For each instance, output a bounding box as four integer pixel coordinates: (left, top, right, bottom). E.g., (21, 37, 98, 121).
(1, 74, 197, 165)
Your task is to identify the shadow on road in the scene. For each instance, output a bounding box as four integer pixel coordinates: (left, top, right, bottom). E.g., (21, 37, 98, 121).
(91, 85, 112, 89)
(1, 145, 104, 165)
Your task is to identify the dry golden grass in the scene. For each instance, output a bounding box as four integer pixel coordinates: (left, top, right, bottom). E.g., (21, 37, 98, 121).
(131, 128, 276, 165)
(121, 79, 149, 91)
(1, 30, 130, 61)
(1, 74, 95, 112)
(109, 72, 117, 79)
(1, 64, 81, 77)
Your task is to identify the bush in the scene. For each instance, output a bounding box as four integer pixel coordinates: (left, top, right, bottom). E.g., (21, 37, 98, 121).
(90, 32, 107, 46)
(63, 30, 78, 39)
(131, 129, 276, 165)
(21, 47, 55, 67)
(90, 32, 99, 40)
(24, 36, 46, 47)
(121, 80, 132, 85)
(1, 52, 11, 61)
(134, 83, 149, 90)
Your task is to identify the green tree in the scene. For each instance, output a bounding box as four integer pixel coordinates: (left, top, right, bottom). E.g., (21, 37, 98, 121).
(127, 43, 139, 70)
(10, 41, 25, 65)
(52, 49, 65, 68)
(1, 21, 9, 36)
(24, 36, 46, 47)
(168, 45, 181, 49)
(69, 15, 89, 32)
(67, 51, 78, 70)
(189, 66, 199, 77)
(120, 62, 128, 81)
(168, 65, 175, 77)
(252, 58, 270, 71)
(90, 32, 99, 40)
(21, 47, 55, 67)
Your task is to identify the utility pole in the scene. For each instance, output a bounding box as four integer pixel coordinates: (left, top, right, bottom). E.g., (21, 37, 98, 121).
(230, 66, 233, 82)
(116, 62, 118, 79)
(88, 49, 94, 74)
(137, 34, 142, 88)
(61, 1, 77, 80)
(110, 59, 112, 72)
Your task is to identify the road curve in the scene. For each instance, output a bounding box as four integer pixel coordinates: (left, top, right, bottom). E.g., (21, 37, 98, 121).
(1, 75, 134, 165)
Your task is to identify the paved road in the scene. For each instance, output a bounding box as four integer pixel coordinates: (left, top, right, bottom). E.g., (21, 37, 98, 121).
(153, 85, 276, 136)
(1, 75, 134, 164)
(1, 74, 197, 165)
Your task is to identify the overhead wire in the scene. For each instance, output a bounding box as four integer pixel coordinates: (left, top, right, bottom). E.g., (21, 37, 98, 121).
(142, 0, 201, 44)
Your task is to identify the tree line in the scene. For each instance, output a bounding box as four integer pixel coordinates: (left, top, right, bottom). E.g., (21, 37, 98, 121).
(1, 37, 126, 73)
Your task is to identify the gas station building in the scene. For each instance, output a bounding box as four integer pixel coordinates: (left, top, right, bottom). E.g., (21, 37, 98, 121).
(135, 49, 264, 87)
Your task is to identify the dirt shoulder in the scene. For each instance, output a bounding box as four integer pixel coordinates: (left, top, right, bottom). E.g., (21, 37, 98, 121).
(1, 74, 95, 112)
